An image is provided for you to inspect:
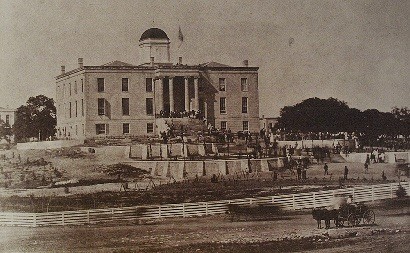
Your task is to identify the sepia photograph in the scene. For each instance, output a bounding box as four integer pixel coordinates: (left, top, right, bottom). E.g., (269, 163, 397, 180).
(0, 0, 409, 252)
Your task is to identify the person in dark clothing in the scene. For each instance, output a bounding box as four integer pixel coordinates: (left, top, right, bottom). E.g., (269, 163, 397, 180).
(296, 164, 302, 180)
(343, 166, 349, 180)
(324, 163, 329, 175)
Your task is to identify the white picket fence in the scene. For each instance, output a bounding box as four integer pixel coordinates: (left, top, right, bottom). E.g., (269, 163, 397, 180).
(0, 182, 408, 227)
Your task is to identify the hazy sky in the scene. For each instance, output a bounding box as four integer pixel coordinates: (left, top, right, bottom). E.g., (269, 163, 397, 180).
(0, 0, 408, 116)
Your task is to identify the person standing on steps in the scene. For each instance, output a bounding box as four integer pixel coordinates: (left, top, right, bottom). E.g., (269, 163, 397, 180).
(324, 163, 329, 175)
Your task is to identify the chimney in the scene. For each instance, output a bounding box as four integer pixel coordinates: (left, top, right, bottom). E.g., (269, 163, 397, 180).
(78, 58, 84, 68)
(150, 57, 155, 66)
(242, 60, 249, 67)
(61, 66, 65, 75)
(178, 57, 183, 65)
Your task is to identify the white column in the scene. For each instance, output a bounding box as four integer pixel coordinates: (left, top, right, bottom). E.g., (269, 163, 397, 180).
(169, 76, 174, 113)
(156, 78, 164, 114)
(184, 77, 190, 112)
(194, 77, 199, 111)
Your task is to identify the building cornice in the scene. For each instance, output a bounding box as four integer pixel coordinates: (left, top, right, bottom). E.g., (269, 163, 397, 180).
(56, 65, 259, 79)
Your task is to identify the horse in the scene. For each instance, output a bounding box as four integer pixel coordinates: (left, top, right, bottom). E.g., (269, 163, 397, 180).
(312, 208, 340, 229)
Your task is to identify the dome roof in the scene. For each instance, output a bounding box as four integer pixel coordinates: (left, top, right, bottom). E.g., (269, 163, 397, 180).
(139, 28, 169, 41)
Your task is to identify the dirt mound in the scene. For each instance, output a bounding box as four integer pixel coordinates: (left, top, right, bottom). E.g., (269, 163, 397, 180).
(103, 163, 150, 178)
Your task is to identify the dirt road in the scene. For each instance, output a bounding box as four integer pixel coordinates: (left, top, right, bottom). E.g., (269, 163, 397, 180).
(0, 200, 408, 253)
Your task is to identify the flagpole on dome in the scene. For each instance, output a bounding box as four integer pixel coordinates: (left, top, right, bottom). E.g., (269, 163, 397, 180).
(178, 25, 184, 65)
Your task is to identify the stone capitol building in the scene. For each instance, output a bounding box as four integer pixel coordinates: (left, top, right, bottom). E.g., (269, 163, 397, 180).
(55, 28, 260, 139)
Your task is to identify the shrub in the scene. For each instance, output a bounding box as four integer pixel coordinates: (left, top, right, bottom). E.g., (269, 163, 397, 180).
(396, 184, 407, 198)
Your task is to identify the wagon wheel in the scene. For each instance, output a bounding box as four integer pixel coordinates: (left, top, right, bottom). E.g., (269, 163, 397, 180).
(362, 210, 375, 225)
(347, 214, 359, 227)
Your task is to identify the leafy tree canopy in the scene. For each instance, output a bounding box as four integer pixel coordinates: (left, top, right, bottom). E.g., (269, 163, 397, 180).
(275, 97, 409, 138)
(14, 95, 56, 142)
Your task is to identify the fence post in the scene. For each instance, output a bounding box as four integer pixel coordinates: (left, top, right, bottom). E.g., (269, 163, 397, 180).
(62, 212, 65, 226)
(87, 210, 90, 224)
(352, 188, 355, 201)
(158, 206, 162, 218)
(292, 195, 296, 210)
(10, 213, 14, 226)
(371, 185, 375, 202)
(390, 183, 393, 198)
(313, 193, 316, 208)
(205, 203, 208, 215)
(182, 203, 185, 218)
(250, 198, 253, 205)
(111, 208, 114, 221)
(271, 196, 274, 204)
(33, 213, 37, 227)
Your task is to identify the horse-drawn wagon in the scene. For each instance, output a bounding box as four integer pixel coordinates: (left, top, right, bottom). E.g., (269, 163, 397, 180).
(312, 202, 375, 229)
(337, 202, 375, 227)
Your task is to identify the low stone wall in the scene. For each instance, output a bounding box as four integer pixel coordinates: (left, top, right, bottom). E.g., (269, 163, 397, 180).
(80, 146, 130, 160)
(128, 143, 217, 159)
(276, 139, 348, 148)
(16, 140, 84, 150)
(123, 157, 286, 180)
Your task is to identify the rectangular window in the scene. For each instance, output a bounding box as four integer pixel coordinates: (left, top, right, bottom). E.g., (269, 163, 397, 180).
(241, 78, 248, 91)
(74, 81, 77, 94)
(243, 121, 249, 131)
(220, 97, 226, 114)
(69, 83, 72, 96)
(62, 84, 65, 98)
(122, 98, 130, 115)
(146, 98, 153, 115)
(147, 123, 154, 133)
(221, 121, 227, 131)
(97, 78, 105, 92)
(69, 102, 72, 118)
(75, 125, 78, 135)
(81, 99, 84, 116)
(219, 78, 226, 91)
(96, 124, 106, 135)
(5, 115, 9, 125)
(81, 79, 84, 92)
(146, 78, 153, 92)
(242, 97, 248, 113)
(123, 123, 130, 134)
(122, 78, 129, 92)
(75, 100, 78, 117)
(98, 98, 105, 115)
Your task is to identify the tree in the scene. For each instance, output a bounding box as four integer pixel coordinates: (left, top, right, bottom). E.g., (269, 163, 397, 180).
(276, 97, 352, 133)
(14, 95, 56, 142)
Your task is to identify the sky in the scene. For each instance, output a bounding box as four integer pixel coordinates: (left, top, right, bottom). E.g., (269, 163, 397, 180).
(0, 0, 408, 116)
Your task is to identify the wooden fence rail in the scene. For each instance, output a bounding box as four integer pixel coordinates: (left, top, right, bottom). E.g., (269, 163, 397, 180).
(0, 182, 408, 227)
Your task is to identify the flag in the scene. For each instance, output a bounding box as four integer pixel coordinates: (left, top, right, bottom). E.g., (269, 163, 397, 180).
(178, 26, 184, 42)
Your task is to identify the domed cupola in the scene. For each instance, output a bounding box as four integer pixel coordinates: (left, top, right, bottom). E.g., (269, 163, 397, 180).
(139, 28, 171, 65)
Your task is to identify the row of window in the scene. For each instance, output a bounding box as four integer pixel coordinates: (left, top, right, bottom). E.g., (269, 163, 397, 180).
(96, 96, 248, 117)
(219, 78, 249, 92)
(220, 97, 248, 114)
(97, 98, 154, 116)
(219, 121, 249, 131)
(97, 78, 153, 93)
(62, 79, 84, 98)
(96, 123, 154, 135)
(67, 99, 84, 118)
